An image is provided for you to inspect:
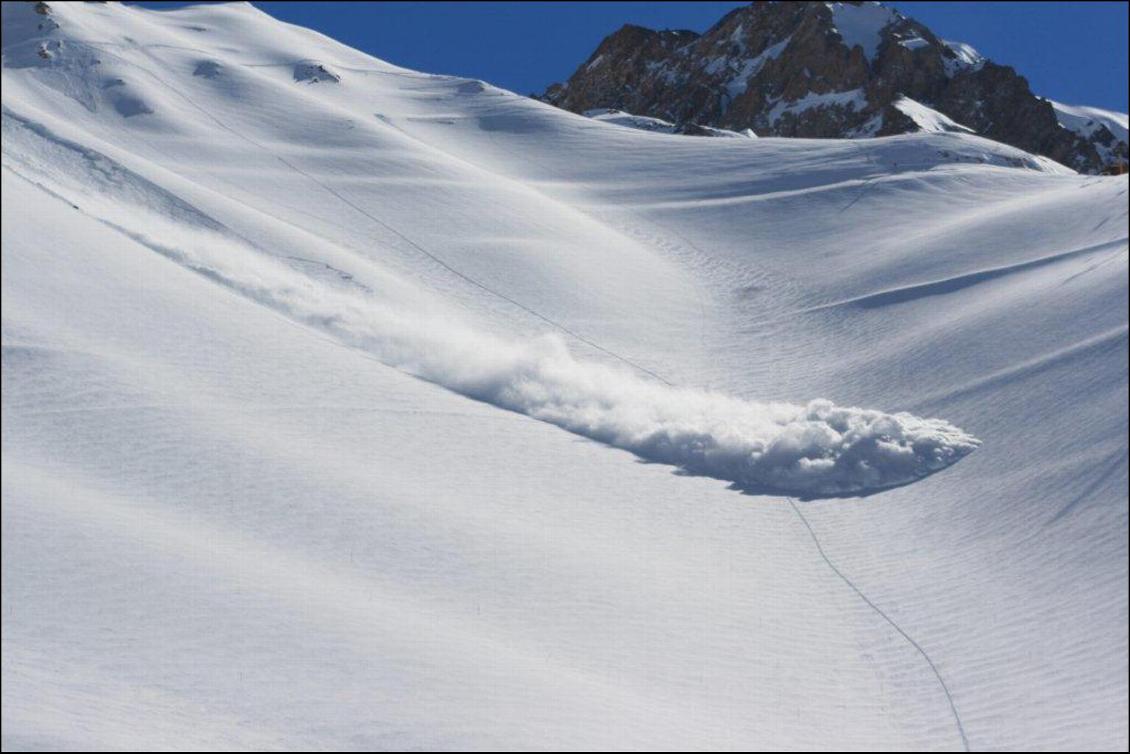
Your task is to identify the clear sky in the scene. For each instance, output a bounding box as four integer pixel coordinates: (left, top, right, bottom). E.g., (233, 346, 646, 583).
(142, 2, 1130, 112)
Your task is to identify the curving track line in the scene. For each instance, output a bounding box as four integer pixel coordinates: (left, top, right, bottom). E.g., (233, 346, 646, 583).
(787, 498, 971, 751)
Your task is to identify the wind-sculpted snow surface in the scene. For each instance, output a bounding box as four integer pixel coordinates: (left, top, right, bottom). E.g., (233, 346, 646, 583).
(110, 214, 978, 497)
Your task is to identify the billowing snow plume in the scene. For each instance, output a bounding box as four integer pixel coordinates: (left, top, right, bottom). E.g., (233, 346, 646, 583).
(102, 212, 977, 497)
(455, 347, 980, 495)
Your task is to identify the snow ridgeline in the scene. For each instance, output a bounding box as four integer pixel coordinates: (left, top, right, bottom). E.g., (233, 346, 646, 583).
(103, 213, 978, 497)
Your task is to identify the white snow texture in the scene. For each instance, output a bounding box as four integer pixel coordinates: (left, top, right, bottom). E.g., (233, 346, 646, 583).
(2, 1, 1126, 751)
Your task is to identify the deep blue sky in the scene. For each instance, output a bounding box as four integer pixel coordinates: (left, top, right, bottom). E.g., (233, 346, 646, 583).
(144, 2, 1129, 111)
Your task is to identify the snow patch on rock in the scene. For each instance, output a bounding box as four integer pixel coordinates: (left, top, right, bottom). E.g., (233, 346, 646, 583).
(726, 36, 791, 99)
(769, 88, 867, 124)
(1046, 100, 1128, 143)
(827, 1, 897, 61)
(898, 36, 930, 51)
(894, 96, 974, 134)
(941, 39, 985, 76)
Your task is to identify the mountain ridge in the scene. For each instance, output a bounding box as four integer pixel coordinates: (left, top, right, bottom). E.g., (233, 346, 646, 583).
(542, 0, 1129, 173)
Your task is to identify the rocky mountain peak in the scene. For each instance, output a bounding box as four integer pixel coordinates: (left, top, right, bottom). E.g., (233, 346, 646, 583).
(542, 1, 1128, 174)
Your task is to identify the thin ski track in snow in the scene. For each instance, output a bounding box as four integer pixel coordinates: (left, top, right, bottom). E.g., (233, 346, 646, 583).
(787, 497, 971, 751)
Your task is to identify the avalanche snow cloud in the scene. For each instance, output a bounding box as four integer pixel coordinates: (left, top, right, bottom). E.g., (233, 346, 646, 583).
(58, 196, 979, 497)
(131, 222, 982, 496)
(475, 357, 981, 496)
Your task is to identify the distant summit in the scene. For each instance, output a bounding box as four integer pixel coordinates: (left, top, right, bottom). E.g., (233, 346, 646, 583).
(542, 1, 1128, 173)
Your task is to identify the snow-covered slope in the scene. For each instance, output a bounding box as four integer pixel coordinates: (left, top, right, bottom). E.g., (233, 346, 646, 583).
(2, 2, 1127, 750)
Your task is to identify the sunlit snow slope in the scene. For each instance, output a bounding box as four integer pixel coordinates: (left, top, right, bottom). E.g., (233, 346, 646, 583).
(2, 2, 1127, 750)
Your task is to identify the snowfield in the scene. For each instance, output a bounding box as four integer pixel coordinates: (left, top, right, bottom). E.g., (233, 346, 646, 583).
(2, 2, 1127, 751)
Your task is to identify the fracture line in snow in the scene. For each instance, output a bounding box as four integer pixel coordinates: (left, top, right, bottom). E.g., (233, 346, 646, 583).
(123, 43, 673, 387)
(263, 155, 677, 387)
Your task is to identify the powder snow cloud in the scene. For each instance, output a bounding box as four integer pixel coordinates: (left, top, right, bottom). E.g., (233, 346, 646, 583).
(124, 215, 980, 497)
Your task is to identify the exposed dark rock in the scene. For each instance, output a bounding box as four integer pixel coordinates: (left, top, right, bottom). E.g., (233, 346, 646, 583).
(293, 61, 340, 84)
(541, 1, 1126, 173)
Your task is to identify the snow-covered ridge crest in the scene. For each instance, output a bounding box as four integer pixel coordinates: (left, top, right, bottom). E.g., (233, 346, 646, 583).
(1043, 98, 1129, 169)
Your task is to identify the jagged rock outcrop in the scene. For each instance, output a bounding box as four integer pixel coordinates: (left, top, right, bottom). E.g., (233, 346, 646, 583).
(542, 1, 1128, 173)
